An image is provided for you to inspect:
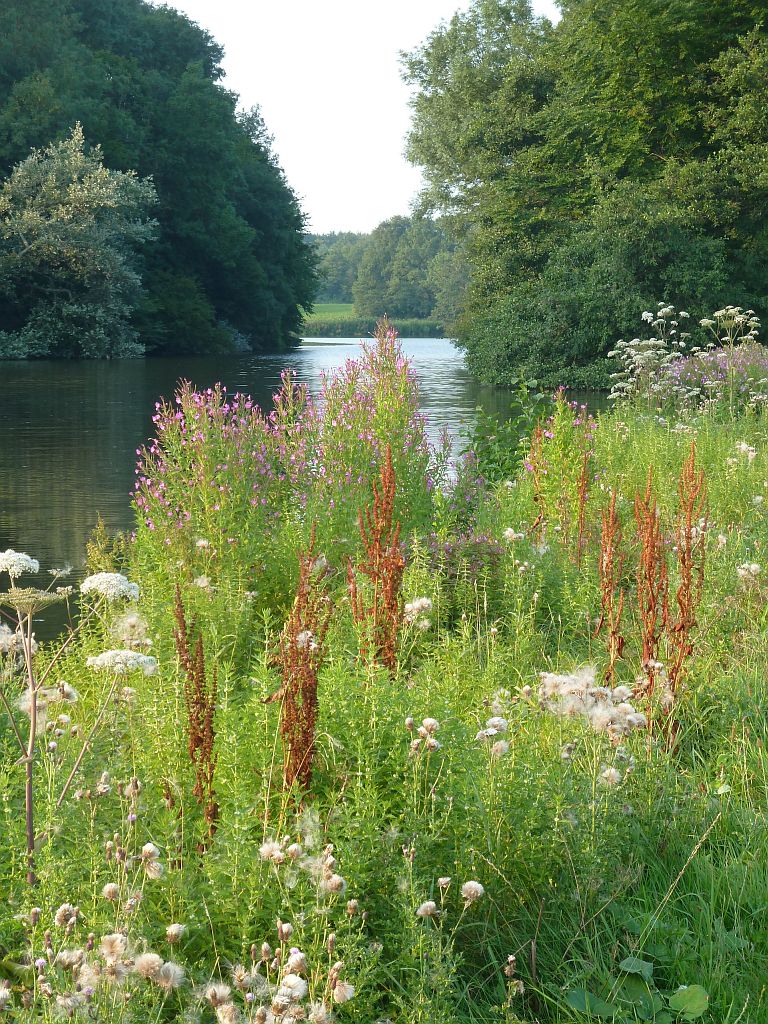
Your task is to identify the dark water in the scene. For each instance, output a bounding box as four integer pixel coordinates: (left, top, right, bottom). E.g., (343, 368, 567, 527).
(0, 338, 518, 579)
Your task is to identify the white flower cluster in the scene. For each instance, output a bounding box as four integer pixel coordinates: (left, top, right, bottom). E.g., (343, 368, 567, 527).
(701, 306, 760, 345)
(737, 562, 761, 584)
(81, 572, 139, 602)
(86, 650, 158, 675)
(405, 715, 441, 754)
(503, 528, 525, 542)
(609, 303, 691, 401)
(538, 666, 646, 739)
(476, 716, 510, 757)
(404, 596, 433, 630)
(0, 549, 39, 579)
(736, 441, 757, 463)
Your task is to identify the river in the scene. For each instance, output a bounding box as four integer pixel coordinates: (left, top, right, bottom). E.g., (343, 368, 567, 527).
(0, 338, 519, 587)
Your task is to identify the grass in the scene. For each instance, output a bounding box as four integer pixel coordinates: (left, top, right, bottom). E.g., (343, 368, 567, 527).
(0, 326, 767, 1023)
(305, 303, 357, 322)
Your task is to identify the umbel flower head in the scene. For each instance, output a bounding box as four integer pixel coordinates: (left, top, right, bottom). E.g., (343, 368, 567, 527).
(81, 572, 140, 602)
(0, 549, 39, 580)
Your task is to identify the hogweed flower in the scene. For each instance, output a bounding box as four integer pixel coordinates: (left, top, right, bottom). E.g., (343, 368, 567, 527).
(81, 572, 139, 602)
(0, 549, 39, 579)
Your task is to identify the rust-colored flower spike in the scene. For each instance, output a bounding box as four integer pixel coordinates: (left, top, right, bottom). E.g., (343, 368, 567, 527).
(348, 444, 405, 676)
(667, 442, 707, 717)
(634, 467, 669, 698)
(173, 585, 219, 842)
(594, 490, 626, 685)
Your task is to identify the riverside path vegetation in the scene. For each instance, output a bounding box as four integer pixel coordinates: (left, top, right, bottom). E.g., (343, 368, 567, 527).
(1, 318, 768, 1022)
(0, 0, 315, 358)
(403, 0, 768, 388)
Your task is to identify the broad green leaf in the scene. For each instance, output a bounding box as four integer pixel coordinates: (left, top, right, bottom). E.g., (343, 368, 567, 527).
(668, 985, 709, 1019)
(565, 989, 620, 1017)
(619, 957, 655, 981)
(615, 974, 663, 1018)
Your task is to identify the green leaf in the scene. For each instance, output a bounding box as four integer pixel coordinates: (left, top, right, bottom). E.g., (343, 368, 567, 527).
(619, 957, 655, 981)
(668, 985, 709, 1019)
(615, 974, 663, 1018)
(565, 989, 620, 1017)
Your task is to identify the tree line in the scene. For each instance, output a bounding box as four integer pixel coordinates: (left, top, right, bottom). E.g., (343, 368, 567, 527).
(0, 0, 316, 358)
(310, 215, 469, 323)
(403, 0, 768, 385)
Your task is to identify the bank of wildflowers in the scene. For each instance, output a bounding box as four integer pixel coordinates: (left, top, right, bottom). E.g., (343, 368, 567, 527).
(0, 318, 767, 1023)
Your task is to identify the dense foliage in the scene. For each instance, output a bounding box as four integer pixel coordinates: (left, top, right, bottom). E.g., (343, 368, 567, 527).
(310, 216, 469, 323)
(2, 325, 768, 1022)
(0, 0, 316, 357)
(0, 126, 157, 358)
(403, 0, 768, 385)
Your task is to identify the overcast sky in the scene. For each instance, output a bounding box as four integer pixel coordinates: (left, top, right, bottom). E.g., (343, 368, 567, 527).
(157, 0, 561, 233)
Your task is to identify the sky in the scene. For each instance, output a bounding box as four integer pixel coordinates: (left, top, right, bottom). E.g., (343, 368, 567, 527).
(157, 0, 561, 234)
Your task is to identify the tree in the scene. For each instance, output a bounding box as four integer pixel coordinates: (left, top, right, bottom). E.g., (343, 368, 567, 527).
(403, 0, 767, 383)
(0, 124, 156, 358)
(0, 0, 317, 357)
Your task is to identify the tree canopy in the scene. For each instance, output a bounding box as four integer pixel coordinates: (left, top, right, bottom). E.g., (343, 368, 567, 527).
(0, 0, 316, 357)
(403, 0, 768, 385)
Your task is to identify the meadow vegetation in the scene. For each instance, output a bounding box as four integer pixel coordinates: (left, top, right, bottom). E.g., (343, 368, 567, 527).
(1, 317, 767, 1023)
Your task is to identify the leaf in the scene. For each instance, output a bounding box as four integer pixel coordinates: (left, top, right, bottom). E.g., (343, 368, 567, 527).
(615, 974, 664, 1018)
(565, 989, 620, 1017)
(668, 985, 709, 1019)
(619, 957, 655, 981)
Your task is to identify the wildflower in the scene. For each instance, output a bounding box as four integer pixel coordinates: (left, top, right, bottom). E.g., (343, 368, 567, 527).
(278, 974, 309, 1002)
(599, 767, 622, 787)
(405, 716, 415, 731)
(54, 904, 79, 928)
(195, 538, 210, 548)
(346, 899, 359, 916)
(503, 528, 524, 542)
(102, 883, 120, 901)
(308, 1002, 334, 1023)
(216, 1005, 240, 1024)
(205, 983, 232, 1007)
(193, 575, 212, 589)
(416, 901, 439, 918)
(323, 873, 347, 895)
(80, 572, 139, 602)
(56, 992, 87, 1012)
(490, 740, 509, 757)
(259, 839, 286, 864)
(418, 717, 439, 736)
(737, 562, 761, 582)
(486, 716, 508, 732)
(461, 880, 485, 904)
(437, 877, 451, 889)
(404, 597, 433, 624)
(166, 923, 186, 943)
(145, 859, 165, 880)
(100, 933, 128, 963)
(276, 920, 294, 942)
(286, 843, 303, 860)
(55, 949, 84, 970)
(86, 650, 158, 675)
(135, 952, 164, 979)
(0, 982, 11, 1009)
(331, 980, 355, 1004)
(0, 549, 39, 579)
(285, 950, 308, 974)
(154, 961, 185, 990)
(753, 495, 764, 506)
(141, 842, 161, 861)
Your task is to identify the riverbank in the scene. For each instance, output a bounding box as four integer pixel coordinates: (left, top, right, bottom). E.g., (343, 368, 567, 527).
(303, 303, 444, 338)
(1, 325, 766, 1022)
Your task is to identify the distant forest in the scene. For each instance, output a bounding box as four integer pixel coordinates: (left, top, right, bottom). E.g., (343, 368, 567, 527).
(0, 0, 316, 358)
(310, 216, 469, 324)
